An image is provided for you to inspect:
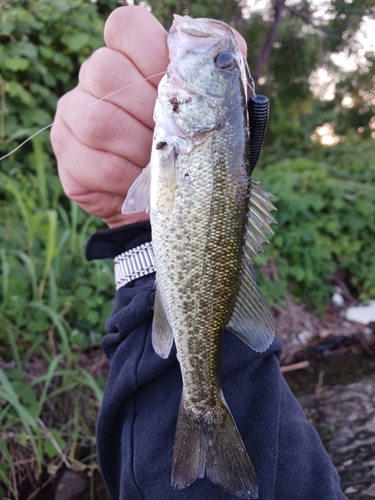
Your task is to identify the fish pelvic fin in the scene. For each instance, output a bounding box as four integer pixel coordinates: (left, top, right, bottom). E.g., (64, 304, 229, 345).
(152, 287, 174, 359)
(172, 392, 259, 499)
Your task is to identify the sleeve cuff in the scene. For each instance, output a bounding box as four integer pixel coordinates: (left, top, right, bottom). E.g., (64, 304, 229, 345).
(85, 220, 152, 261)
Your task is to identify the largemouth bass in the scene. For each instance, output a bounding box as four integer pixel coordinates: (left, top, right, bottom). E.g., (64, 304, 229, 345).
(123, 15, 276, 499)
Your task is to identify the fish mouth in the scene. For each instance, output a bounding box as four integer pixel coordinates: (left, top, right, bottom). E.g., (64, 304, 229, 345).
(171, 15, 236, 41)
(167, 16, 243, 88)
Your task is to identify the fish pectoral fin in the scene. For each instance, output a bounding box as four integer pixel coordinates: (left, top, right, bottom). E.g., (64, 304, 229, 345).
(172, 392, 258, 499)
(152, 287, 174, 359)
(154, 145, 177, 213)
(227, 261, 275, 353)
(122, 163, 151, 214)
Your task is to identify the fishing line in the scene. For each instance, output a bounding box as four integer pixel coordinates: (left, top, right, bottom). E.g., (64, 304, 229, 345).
(0, 70, 167, 162)
(244, 58, 255, 96)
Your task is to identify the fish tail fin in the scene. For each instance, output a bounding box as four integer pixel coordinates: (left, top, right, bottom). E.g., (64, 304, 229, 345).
(171, 392, 259, 499)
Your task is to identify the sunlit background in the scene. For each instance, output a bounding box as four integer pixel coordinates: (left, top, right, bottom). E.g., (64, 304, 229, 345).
(0, 1, 374, 498)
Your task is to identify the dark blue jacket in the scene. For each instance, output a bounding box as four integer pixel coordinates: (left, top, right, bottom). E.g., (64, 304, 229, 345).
(86, 221, 347, 500)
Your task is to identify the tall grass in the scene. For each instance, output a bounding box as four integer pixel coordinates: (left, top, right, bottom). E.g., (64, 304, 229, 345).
(0, 137, 113, 498)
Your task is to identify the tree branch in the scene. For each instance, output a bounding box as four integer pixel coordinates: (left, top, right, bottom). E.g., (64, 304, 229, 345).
(284, 4, 313, 27)
(252, 0, 286, 83)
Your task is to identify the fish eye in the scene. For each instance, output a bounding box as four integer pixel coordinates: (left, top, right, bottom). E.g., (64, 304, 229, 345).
(214, 51, 237, 70)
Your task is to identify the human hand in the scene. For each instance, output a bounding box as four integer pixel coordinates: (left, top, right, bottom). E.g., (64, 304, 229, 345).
(51, 6, 167, 227)
(51, 6, 247, 228)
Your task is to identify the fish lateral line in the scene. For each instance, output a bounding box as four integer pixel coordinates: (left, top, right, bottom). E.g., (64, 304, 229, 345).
(0, 70, 167, 162)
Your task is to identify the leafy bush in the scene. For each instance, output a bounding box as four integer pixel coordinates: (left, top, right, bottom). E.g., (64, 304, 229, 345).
(254, 141, 375, 312)
(0, 1, 119, 496)
(0, 136, 114, 496)
(0, 0, 119, 157)
(0, 137, 114, 348)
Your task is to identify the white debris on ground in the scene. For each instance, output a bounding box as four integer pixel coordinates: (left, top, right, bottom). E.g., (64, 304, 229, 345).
(332, 291, 345, 307)
(290, 329, 314, 346)
(345, 301, 375, 325)
(297, 329, 314, 344)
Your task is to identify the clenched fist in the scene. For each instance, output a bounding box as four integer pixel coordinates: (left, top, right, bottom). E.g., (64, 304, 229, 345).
(51, 6, 247, 228)
(51, 6, 167, 227)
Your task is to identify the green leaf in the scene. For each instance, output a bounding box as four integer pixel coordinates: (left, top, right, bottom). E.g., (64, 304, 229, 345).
(43, 429, 66, 459)
(3, 57, 30, 71)
(355, 199, 374, 216)
(61, 33, 90, 52)
(87, 310, 99, 325)
(8, 80, 33, 105)
(0, 440, 11, 464)
(1, 21, 15, 35)
(15, 432, 29, 447)
(76, 285, 93, 299)
(38, 45, 54, 59)
(79, 369, 104, 404)
(0, 370, 37, 430)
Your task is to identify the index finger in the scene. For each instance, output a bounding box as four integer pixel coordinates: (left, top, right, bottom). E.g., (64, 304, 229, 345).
(104, 6, 168, 87)
(234, 31, 247, 58)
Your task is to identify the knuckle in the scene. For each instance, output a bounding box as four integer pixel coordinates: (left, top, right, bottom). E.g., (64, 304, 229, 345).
(50, 120, 64, 157)
(82, 105, 114, 147)
(79, 47, 116, 96)
(50, 93, 76, 155)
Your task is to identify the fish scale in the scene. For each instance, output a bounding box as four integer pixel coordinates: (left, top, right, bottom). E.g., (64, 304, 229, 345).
(152, 131, 247, 399)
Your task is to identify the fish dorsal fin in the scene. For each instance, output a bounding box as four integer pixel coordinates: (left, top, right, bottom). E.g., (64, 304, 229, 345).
(226, 179, 277, 353)
(244, 179, 277, 260)
(152, 287, 174, 359)
(122, 163, 151, 215)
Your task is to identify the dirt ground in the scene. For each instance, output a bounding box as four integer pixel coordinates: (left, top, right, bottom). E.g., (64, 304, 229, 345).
(276, 297, 375, 500)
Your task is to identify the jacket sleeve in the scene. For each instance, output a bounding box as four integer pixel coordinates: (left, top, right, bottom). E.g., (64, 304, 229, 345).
(86, 221, 347, 500)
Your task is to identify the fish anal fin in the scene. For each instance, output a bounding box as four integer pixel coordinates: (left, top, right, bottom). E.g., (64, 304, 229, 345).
(152, 288, 174, 359)
(122, 163, 151, 214)
(172, 392, 259, 499)
(227, 263, 275, 353)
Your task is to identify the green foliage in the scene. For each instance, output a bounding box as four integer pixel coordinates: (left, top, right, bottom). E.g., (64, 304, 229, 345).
(254, 140, 375, 312)
(0, 0, 119, 156)
(0, 136, 112, 495)
(0, 1, 119, 495)
(323, 0, 375, 55)
(0, 137, 114, 351)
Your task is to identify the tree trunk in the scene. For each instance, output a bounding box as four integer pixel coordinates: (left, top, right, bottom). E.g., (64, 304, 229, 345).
(252, 0, 286, 83)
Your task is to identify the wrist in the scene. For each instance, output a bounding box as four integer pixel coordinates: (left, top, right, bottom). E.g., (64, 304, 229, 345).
(85, 220, 152, 261)
(105, 211, 150, 229)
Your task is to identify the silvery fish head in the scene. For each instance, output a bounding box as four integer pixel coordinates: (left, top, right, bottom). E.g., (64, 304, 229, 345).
(155, 16, 252, 146)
